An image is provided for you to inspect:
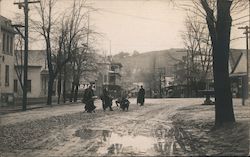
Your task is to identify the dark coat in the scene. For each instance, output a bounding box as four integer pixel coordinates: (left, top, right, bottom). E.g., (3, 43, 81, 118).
(101, 89, 112, 110)
(137, 88, 145, 104)
(83, 87, 96, 112)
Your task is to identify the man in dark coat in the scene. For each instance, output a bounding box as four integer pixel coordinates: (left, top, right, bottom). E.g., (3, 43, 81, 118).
(101, 88, 113, 111)
(83, 85, 96, 113)
(137, 85, 145, 106)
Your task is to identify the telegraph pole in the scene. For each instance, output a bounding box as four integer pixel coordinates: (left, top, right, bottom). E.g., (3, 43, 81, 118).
(158, 67, 165, 98)
(248, 0, 250, 100)
(238, 26, 249, 105)
(14, 0, 40, 111)
(23, 0, 28, 111)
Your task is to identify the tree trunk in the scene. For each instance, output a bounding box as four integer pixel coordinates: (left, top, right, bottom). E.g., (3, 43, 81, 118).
(62, 64, 67, 103)
(47, 76, 54, 105)
(70, 82, 75, 102)
(57, 71, 62, 104)
(74, 82, 79, 102)
(201, 0, 235, 126)
(214, 0, 235, 125)
(46, 39, 54, 106)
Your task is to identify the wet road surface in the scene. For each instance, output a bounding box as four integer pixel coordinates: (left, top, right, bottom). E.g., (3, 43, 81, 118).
(0, 98, 204, 156)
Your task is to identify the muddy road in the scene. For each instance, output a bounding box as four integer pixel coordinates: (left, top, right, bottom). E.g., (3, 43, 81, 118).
(0, 99, 204, 156)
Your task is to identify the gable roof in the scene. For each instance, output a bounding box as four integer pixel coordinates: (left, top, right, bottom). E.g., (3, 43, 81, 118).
(15, 50, 47, 69)
(229, 49, 247, 76)
(0, 15, 15, 34)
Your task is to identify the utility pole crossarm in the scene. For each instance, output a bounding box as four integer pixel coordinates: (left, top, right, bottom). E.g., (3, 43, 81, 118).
(14, 0, 40, 5)
(14, 0, 40, 9)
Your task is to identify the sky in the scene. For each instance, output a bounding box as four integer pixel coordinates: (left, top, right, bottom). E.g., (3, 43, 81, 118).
(0, 0, 248, 55)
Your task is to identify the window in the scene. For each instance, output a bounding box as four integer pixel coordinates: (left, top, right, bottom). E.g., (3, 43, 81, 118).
(104, 75, 107, 83)
(14, 80, 18, 93)
(10, 37, 13, 54)
(5, 65, 9, 86)
(2, 33, 13, 55)
(27, 80, 31, 93)
(2, 33, 5, 52)
(6, 35, 9, 53)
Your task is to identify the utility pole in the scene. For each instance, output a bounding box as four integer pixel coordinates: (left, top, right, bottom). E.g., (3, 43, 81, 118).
(238, 26, 249, 105)
(86, 11, 90, 52)
(159, 70, 162, 98)
(109, 40, 111, 56)
(248, 0, 250, 101)
(14, 0, 40, 111)
(152, 54, 156, 98)
(157, 67, 165, 98)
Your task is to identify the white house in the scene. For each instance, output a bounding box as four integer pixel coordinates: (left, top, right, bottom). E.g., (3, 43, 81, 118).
(0, 16, 15, 106)
(14, 50, 56, 98)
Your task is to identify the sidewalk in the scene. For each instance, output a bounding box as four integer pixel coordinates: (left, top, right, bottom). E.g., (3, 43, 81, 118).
(0, 101, 82, 115)
(171, 99, 250, 156)
(0, 99, 106, 126)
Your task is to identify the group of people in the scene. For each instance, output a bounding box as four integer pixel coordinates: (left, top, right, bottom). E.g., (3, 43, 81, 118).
(82, 85, 145, 113)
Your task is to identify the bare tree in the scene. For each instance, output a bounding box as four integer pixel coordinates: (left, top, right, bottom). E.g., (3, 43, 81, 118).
(60, 0, 92, 103)
(173, 0, 248, 125)
(70, 46, 97, 102)
(14, 33, 24, 93)
(200, 0, 235, 126)
(178, 14, 213, 97)
(31, 0, 58, 105)
(31, 0, 90, 105)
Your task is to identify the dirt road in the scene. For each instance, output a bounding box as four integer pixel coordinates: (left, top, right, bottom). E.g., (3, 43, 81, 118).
(0, 98, 204, 156)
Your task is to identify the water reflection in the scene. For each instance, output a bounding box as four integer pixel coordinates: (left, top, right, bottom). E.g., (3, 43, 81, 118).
(102, 130, 109, 142)
(153, 125, 176, 155)
(74, 127, 176, 156)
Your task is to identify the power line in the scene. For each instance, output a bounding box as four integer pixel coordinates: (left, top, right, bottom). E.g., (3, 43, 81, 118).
(96, 8, 171, 23)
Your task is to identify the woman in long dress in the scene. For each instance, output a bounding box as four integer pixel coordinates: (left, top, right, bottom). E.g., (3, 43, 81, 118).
(137, 86, 145, 106)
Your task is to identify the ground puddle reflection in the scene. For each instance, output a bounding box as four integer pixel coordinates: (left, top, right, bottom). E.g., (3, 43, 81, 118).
(74, 128, 177, 156)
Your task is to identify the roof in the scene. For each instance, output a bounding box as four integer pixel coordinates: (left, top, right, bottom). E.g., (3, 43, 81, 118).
(0, 15, 15, 34)
(229, 49, 247, 75)
(15, 50, 47, 69)
(41, 69, 49, 75)
(111, 62, 122, 67)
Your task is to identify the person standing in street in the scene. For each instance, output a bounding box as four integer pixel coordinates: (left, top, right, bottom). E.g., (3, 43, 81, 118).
(137, 85, 145, 106)
(82, 84, 96, 113)
(101, 88, 113, 111)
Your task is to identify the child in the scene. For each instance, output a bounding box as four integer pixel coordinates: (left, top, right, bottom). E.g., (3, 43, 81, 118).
(116, 92, 130, 111)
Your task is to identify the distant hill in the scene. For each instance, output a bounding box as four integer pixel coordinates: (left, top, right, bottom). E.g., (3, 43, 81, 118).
(112, 48, 187, 87)
(113, 48, 186, 74)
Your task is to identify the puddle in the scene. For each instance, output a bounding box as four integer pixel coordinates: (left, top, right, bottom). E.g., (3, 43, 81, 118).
(74, 128, 177, 156)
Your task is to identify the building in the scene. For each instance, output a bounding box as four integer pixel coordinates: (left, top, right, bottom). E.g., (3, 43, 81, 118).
(0, 16, 15, 106)
(172, 51, 214, 98)
(95, 56, 123, 98)
(14, 50, 59, 104)
(107, 62, 122, 98)
(14, 50, 49, 98)
(229, 49, 248, 98)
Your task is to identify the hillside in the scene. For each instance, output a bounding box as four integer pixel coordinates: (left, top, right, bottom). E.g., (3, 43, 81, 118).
(112, 48, 187, 88)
